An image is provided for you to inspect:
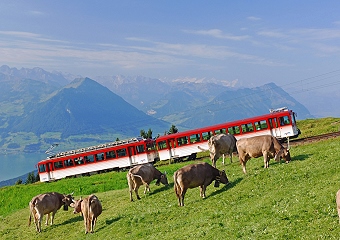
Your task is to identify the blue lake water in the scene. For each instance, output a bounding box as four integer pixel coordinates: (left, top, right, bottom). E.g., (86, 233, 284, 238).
(0, 153, 47, 181)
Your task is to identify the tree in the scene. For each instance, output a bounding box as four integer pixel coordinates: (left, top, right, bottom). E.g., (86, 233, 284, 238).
(15, 179, 23, 185)
(140, 128, 153, 139)
(25, 171, 36, 184)
(168, 124, 178, 134)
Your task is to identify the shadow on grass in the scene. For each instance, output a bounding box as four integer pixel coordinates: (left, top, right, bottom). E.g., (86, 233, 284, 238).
(149, 183, 173, 196)
(208, 177, 243, 198)
(292, 154, 310, 161)
(53, 215, 83, 228)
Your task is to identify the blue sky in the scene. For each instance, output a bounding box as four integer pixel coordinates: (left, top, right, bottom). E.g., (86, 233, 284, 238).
(1, 1, 340, 116)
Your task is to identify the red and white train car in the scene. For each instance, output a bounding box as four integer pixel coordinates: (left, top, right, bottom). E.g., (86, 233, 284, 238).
(37, 137, 157, 182)
(155, 107, 299, 162)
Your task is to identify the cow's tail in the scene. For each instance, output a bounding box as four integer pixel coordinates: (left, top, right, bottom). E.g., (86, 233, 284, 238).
(28, 200, 35, 226)
(173, 172, 180, 196)
(197, 146, 208, 152)
(132, 174, 149, 185)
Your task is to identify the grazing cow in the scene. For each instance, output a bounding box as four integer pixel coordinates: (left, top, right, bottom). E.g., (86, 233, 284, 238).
(127, 163, 169, 201)
(208, 133, 237, 167)
(72, 194, 102, 234)
(236, 135, 291, 174)
(173, 162, 229, 206)
(28, 192, 74, 233)
(336, 189, 340, 224)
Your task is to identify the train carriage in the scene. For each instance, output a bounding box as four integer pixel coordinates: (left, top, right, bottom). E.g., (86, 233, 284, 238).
(155, 107, 299, 162)
(37, 137, 157, 182)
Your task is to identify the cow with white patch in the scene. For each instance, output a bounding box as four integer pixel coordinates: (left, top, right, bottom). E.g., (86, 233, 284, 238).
(173, 162, 229, 206)
(28, 192, 74, 233)
(236, 135, 291, 174)
(72, 194, 102, 234)
(127, 163, 168, 201)
(208, 133, 237, 167)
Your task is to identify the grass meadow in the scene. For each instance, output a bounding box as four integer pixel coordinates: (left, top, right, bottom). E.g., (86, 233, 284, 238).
(0, 137, 339, 239)
(0, 117, 340, 239)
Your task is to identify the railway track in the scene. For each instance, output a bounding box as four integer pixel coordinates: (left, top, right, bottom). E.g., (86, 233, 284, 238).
(287, 131, 340, 147)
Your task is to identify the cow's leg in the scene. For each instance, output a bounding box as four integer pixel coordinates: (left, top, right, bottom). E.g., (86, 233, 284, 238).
(263, 152, 269, 168)
(45, 213, 49, 225)
(144, 184, 150, 194)
(222, 154, 225, 165)
(51, 211, 57, 225)
(240, 155, 250, 174)
(229, 150, 233, 163)
(200, 185, 207, 198)
(180, 188, 187, 206)
(91, 216, 96, 233)
(37, 213, 42, 233)
(134, 186, 141, 200)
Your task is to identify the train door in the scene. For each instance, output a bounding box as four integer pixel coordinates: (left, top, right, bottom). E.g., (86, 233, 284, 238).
(167, 138, 177, 159)
(128, 146, 137, 165)
(269, 118, 281, 138)
(47, 162, 54, 180)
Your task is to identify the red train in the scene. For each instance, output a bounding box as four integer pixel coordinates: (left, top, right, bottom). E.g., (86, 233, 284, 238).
(37, 107, 299, 182)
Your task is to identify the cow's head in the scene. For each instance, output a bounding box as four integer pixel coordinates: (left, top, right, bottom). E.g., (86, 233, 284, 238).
(156, 172, 169, 186)
(215, 170, 229, 186)
(72, 197, 83, 214)
(277, 147, 291, 163)
(62, 193, 74, 211)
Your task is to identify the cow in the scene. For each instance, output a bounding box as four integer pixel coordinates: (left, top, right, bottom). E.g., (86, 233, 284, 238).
(127, 163, 169, 201)
(208, 133, 237, 167)
(72, 194, 102, 234)
(236, 135, 291, 174)
(336, 189, 340, 224)
(28, 192, 74, 233)
(173, 162, 229, 206)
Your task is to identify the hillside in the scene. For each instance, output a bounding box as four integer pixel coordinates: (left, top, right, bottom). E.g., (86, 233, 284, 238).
(1, 137, 340, 239)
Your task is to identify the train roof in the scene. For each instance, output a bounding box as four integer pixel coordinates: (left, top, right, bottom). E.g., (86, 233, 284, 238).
(42, 137, 148, 161)
(156, 107, 295, 141)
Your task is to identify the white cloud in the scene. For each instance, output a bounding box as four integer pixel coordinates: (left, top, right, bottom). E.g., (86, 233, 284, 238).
(247, 16, 261, 21)
(183, 29, 249, 41)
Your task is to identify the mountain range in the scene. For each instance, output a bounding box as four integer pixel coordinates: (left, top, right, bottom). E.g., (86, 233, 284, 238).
(0, 65, 312, 153)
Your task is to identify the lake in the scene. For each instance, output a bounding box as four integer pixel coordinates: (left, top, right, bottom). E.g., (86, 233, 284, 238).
(0, 152, 47, 182)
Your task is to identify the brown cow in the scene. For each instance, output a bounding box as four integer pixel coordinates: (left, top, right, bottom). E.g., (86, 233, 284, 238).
(336, 189, 340, 224)
(28, 192, 74, 233)
(72, 194, 102, 234)
(127, 163, 168, 201)
(208, 133, 237, 167)
(173, 162, 229, 206)
(236, 135, 291, 174)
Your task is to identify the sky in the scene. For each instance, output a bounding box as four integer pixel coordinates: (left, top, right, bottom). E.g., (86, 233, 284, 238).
(1, 1, 340, 117)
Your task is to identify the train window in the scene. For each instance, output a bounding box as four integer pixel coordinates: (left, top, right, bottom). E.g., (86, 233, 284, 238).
(136, 145, 145, 153)
(241, 123, 254, 133)
(157, 140, 167, 150)
(214, 128, 226, 134)
(106, 150, 116, 159)
(85, 155, 95, 163)
(96, 153, 105, 161)
(146, 141, 155, 151)
(254, 120, 268, 130)
(38, 164, 46, 173)
(279, 116, 290, 126)
(202, 131, 212, 140)
(54, 161, 63, 169)
(177, 136, 188, 146)
(269, 118, 278, 128)
(228, 126, 240, 135)
(74, 157, 84, 165)
(117, 148, 127, 157)
(64, 159, 74, 167)
(190, 134, 201, 143)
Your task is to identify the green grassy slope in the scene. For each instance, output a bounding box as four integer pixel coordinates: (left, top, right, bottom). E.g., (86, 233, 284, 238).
(1, 136, 340, 239)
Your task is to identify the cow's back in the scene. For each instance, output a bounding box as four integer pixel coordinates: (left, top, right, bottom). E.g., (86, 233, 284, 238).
(89, 195, 102, 217)
(33, 192, 62, 214)
(237, 135, 274, 158)
(129, 163, 156, 184)
(175, 162, 216, 188)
